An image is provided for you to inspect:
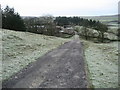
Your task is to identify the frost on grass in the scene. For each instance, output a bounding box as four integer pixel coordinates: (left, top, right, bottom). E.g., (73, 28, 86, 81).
(2, 29, 71, 81)
(82, 39, 118, 88)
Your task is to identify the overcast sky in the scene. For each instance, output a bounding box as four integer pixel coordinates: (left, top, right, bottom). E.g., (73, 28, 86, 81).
(1, 0, 120, 16)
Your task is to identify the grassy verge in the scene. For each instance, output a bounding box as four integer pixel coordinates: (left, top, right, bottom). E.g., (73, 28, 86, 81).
(2, 29, 71, 81)
(81, 39, 119, 88)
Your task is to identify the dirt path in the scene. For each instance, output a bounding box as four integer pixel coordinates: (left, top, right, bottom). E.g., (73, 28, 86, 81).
(3, 37, 88, 88)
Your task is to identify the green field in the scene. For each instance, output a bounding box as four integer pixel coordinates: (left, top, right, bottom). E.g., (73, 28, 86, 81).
(2, 29, 71, 81)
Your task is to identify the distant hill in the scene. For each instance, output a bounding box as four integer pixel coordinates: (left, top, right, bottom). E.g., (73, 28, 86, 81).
(81, 15, 118, 28)
(81, 15, 118, 23)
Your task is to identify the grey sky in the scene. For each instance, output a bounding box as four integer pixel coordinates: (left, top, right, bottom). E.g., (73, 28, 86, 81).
(1, 0, 119, 16)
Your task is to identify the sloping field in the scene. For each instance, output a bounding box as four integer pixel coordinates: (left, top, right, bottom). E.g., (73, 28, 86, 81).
(82, 39, 119, 88)
(2, 29, 71, 81)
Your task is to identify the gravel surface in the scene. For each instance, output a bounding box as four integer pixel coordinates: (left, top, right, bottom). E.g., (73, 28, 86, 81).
(3, 38, 88, 88)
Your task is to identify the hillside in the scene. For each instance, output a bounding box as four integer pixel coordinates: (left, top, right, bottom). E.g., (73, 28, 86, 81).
(81, 15, 118, 29)
(2, 29, 71, 81)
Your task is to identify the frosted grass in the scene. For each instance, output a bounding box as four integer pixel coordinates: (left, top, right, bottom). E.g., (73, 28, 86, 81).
(2, 29, 71, 81)
(82, 39, 118, 88)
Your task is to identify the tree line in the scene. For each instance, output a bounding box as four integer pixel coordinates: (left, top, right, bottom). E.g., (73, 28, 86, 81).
(54, 17, 108, 32)
(54, 16, 108, 42)
(2, 6, 109, 42)
(24, 16, 59, 36)
(54, 16, 99, 28)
